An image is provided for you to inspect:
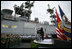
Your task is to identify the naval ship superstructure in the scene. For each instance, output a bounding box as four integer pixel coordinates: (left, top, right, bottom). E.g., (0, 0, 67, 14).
(1, 1, 56, 36)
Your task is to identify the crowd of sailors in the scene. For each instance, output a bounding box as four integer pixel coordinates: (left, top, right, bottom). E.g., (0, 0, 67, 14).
(1, 33, 21, 48)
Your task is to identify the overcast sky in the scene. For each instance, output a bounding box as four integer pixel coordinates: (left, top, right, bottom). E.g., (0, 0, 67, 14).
(1, 1, 71, 25)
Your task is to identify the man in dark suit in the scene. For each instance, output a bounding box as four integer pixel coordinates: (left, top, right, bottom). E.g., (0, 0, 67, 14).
(39, 27, 44, 40)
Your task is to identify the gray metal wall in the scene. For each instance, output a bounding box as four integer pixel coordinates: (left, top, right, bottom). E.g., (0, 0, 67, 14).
(1, 20, 56, 35)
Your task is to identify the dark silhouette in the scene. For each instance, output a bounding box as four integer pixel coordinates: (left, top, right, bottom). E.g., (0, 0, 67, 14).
(39, 27, 44, 40)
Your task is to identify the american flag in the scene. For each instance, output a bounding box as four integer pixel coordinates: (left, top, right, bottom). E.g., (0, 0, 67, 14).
(54, 9, 67, 40)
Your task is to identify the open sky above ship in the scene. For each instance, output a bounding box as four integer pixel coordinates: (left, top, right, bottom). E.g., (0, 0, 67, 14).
(1, 1, 71, 25)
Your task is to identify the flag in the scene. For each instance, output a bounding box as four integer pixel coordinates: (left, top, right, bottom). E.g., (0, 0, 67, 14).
(58, 5, 71, 28)
(55, 9, 67, 40)
(53, 14, 62, 40)
(54, 18, 66, 40)
(56, 27, 65, 40)
(58, 5, 71, 40)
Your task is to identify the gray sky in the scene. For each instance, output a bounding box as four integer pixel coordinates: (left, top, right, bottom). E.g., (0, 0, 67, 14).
(1, 1, 71, 25)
